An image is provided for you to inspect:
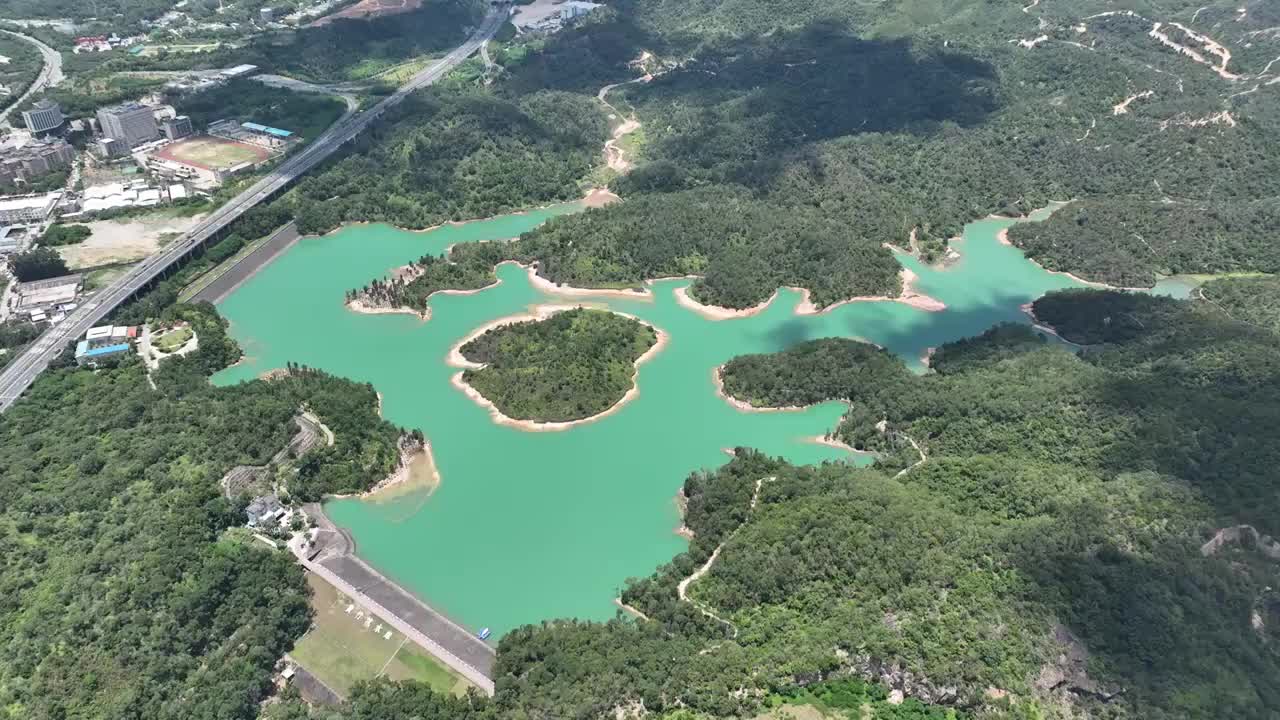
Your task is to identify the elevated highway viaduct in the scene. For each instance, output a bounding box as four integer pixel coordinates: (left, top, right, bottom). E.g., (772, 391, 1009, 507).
(0, 9, 506, 411)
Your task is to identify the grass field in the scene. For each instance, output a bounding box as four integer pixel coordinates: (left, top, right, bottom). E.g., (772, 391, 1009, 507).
(155, 136, 269, 171)
(290, 573, 472, 698)
(155, 326, 193, 353)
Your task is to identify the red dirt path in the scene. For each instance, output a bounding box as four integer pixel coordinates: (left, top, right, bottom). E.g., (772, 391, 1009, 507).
(309, 0, 422, 26)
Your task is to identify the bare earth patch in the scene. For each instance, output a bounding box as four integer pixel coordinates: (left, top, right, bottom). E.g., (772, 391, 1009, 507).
(59, 213, 208, 269)
(310, 0, 423, 26)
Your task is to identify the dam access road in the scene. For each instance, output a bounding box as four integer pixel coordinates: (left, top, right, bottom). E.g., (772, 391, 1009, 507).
(0, 7, 508, 412)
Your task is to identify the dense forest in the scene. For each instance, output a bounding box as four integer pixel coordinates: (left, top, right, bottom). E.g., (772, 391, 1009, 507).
(317, 0, 1280, 305)
(1199, 275, 1280, 334)
(701, 290, 1280, 717)
(288, 86, 610, 234)
(351, 190, 904, 311)
(507, 190, 903, 309)
(458, 308, 657, 422)
(4, 0, 1280, 717)
(347, 241, 513, 315)
(9, 247, 71, 282)
(1007, 200, 1280, 288)
(0, 297, 417, 718)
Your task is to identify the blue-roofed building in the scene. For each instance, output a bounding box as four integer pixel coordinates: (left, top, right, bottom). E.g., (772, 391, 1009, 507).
(75, 342, 131, 366)
(241, 121, 295, 141)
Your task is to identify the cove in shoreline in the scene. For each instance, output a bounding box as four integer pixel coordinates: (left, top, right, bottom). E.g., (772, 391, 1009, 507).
(213, 200, 1131, 638)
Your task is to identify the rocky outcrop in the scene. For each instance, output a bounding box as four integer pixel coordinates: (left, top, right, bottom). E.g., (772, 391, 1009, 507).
(1201, 525, 1280, 560)
(1035, 624, 1124, 704)
(845, 654, 960, 706)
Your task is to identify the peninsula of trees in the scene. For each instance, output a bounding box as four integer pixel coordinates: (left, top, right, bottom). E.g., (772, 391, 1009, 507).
(456, 308, 658, 423)
(1006, 200, 1280, 288)
(1198, 275, 1280, 334)
(347, 242, 512, 316)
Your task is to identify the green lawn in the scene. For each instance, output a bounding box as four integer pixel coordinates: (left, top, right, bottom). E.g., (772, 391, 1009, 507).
(290, 573, 472, 697)
(154, 326, 193, 353)
(85, 265, 130, 291)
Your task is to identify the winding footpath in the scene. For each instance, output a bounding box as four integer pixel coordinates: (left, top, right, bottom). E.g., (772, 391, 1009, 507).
(676, 477, 768, 639)
(597, 75, 649, 173)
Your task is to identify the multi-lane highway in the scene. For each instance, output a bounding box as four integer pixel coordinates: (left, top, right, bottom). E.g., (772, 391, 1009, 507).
(0, 9, 506, 411)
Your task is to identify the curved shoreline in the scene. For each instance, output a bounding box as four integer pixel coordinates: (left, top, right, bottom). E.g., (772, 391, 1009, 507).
(671, 268, 946, 321)
(346, 297, 431, 320)
(996, 227, 1151, 292)
(712, 367, 864, 458)
(675, 286, 779, 320)
(524, 264, 652, 300)
(792, 268, 946, 315)
(1019, 302, 1083, 346)
(446, 304, 670, 432)
(710, 364, 808, 413)
(808, 434, 860, 453)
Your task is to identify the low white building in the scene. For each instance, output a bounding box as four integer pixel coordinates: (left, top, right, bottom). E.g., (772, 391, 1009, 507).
(0, 192, 61, 224)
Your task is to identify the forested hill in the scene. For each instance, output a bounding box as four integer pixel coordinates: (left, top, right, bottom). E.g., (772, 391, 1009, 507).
(458, 308, 658, 423)
(704, 290, 1280, 717)
(1199, 275, 1280, 333)
(254, 289, 1280, 720)
(502, 0, 1280, 293)
(281, 0, 1280, 304)
(0, 304, 408, 717)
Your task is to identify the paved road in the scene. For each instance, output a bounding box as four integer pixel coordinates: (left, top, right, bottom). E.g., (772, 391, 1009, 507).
(0, 29, 64, 128)
(0, 10, 505, 411)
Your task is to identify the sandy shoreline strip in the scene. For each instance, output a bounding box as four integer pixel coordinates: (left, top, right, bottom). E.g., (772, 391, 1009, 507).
(346, 297, 431, 320)
(447, 304, 669, 432)
(675, 286, 779, 320)
(363, 442, 442, 500)
(523, 264, 651, 300)
(674, 489, 694, 539)
(997, 228, 1151, 291)
(711, 364, 808, 413)
(792, 267, 946, 315)
(808, 434, 860, 453)
(614, 596, 652, 622)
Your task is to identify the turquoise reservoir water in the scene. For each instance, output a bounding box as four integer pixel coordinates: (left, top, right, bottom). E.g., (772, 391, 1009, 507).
(215, 204, 1104, 637)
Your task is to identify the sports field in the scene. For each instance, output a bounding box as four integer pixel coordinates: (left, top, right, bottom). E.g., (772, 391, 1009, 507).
(154, 136, 270, 171)
(289, 572, 472, 698)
